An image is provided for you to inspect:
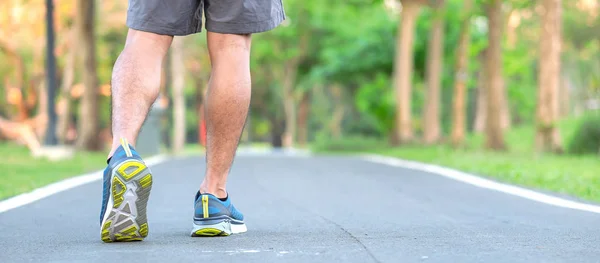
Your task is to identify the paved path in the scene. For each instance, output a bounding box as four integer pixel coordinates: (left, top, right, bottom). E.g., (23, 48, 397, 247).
(1, 153, 600, 262)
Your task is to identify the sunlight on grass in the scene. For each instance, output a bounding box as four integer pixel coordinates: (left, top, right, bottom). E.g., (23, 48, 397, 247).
(0, 143, 106, 200)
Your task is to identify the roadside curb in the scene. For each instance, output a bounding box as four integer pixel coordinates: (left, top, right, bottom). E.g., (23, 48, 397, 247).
(361, 153, 600, 215)
(0, 154, 169, 214)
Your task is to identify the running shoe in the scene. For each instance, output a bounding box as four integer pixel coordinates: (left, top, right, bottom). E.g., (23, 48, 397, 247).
(99, 139, 153, 242)
(191, 192, 247, 236)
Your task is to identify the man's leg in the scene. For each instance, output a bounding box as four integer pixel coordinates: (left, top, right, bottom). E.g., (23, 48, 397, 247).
(190, 32, 252, 237)
(109, 29, 173, 157)
(190, 0, 284, 238)
(199, 32, 252, 198)
(99, 29, 172, 243)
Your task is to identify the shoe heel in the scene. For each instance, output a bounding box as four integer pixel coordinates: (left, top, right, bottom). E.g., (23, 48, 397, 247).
(101, 160, 152, 242)
(191, 220, 247, 237)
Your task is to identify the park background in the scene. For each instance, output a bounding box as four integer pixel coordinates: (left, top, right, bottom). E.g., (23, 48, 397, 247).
(0, 0, 599, 203)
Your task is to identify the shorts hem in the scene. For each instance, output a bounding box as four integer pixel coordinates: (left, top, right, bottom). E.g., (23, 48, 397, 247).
(127, 20, 202, 36)
(205, 11, 285, 35)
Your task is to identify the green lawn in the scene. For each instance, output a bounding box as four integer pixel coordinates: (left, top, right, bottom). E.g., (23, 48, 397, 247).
(0, 141, 269, 200)
(0, 143, 106, 200)
(313, 117, 600, 203)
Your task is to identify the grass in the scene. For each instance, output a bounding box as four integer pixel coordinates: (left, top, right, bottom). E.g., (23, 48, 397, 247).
(0, 143, 107, 200)
(313, 116, 600, 203)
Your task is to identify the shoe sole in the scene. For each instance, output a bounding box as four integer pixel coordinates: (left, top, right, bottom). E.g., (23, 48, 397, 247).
(100, 159, 152, 242)
(191, 219, 247, 237)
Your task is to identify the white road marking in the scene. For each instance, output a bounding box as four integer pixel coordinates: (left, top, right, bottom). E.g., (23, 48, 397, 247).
(362, 154, 600, 214)
(0, 155, 168, 214)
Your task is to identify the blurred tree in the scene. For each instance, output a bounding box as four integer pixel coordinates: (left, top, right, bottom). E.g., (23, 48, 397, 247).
(473, 54, 487, 133)
(171, 37, 186, 154)
(0, 39, 27, 121)
(75, 0, 101, 151)
(535, 0, 563, 153)
(297, 90, 311, 147)
(329, 84, 345, 138)
(394, 0, 425, 144)
(485, 0, 507, 150)
(450, 0, 473, 146)
(280, 32, 309, 147)
(423, 0, 445, 144)
(57, 27, 77, 144)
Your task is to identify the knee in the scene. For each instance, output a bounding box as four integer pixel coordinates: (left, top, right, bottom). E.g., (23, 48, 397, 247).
(207, 32, 252, 56)
(123, 29, 173, 58)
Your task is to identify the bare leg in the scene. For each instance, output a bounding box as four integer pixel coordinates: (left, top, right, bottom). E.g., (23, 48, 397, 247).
(108, 29, 173, 157)
(200, 32, 252, 198)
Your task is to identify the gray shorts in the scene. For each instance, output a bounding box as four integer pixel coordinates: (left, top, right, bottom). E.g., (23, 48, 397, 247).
(126, 0, 286, 36)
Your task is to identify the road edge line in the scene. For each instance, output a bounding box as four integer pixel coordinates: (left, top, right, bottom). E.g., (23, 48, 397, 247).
(0, 154, 169, 214)
(362, 154, 600, 214)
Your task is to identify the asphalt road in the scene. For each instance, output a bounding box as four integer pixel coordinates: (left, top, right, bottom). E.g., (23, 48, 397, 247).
(1, 152, 600, 263)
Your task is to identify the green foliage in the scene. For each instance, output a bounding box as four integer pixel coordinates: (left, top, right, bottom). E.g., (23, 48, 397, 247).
(355, 73, 395, 136)
(312, 135, 388, 153)
(504, 41, 537, 124)
(567, 114, 600, 155)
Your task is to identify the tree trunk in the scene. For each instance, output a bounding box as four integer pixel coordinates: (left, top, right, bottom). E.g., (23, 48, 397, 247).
(297, 90, 310, 147)
(171, 37, 186, 154)
(270, 116, 284, 148)
(393, 1, 422, 144)
(485, 0, 507, 150)
(162, 51, 172, 149)
(559, 75, 570, 117)
(423, 1, 445, 144)
(450, 0, 473, 146)
(282, 62, 297, 148)
(506, 10, 519, 49)
(330, 84, 345, 139)
(75, 0, 101, 151)
(473, 51, 487, 133)
(35, 79, 48, 141)
(500, 81, 511, 130)
(536, 0, 563, 153)
(57, 29, 77, 144)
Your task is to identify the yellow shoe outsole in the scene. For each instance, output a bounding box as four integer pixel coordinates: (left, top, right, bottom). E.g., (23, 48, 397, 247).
(192, 228, 230, 237)
(100, 160, 152, 243)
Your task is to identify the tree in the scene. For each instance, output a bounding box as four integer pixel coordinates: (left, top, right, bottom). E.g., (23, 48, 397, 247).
(394, 0, 424, 144)
(57, 27, 77, 144)
(75, 0, 101, 151)
(473, 62, 487, 133)
(171, 37, 186, 154)
(281, 22, 310, 148)
(450, 0, 473, 146)
(485, 0, 507, 150)
(297, 90, 311, 147)
(329, 84, 345, 138)
(535, 0, 563, 152)
(423, 0, 445, 144)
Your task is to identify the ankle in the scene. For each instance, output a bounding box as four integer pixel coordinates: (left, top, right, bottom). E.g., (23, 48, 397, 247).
(108, 137, 136, 158)
(199, 183, 227, 199)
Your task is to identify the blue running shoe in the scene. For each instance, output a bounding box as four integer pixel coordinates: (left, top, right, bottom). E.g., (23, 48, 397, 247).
(100, 138, 153, 242)
(191, 192, 247, 236)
